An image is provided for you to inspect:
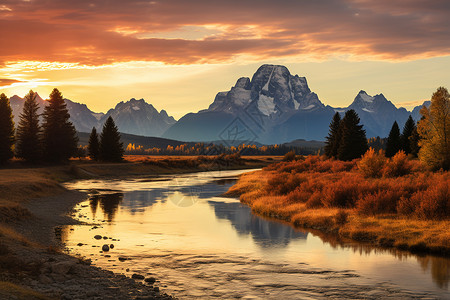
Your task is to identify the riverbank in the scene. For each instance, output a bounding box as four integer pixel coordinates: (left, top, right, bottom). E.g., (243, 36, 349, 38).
(225, 156, 450, 256)
(0, 155, 277, 299)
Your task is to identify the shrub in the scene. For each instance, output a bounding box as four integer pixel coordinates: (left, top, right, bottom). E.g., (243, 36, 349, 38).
(266, 173, 305, 195)
(322, 179, 359, 208)
(357, 190, 403, 215)
(415, 181, 450, 220)
(397, 196, 417, 216)
(334, 210, 349, 225)
(358, 148, 386, 178)
(283, 151, 296, 162)
(383, 150, 411, 177)
(305, 192, 323, 208)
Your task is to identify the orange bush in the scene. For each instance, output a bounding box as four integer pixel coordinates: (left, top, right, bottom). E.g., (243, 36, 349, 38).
(415, 180, 450, 220)
(358, 148, 386, 178)
(383, 150, 411, 177)
(257, 155, 448, 220)
(357, 190, 403, 215)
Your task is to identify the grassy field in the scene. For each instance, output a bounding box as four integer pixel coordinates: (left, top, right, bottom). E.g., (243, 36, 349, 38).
(225, 155, 450, 255)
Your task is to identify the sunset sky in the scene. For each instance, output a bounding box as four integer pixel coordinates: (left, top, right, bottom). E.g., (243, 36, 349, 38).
(0, 0, 449, 118)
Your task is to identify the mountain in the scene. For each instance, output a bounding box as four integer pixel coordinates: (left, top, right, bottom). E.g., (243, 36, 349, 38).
(64, 99, 104, 133)
(163, 64, 334, 144)
(164, 65, 430, 143)
(100, 98, 175, 137)
(342, 90, 410, 138)
(9, 95, 175, 137)
(411, 101, 430, 121)
(9, 94, 102, 132)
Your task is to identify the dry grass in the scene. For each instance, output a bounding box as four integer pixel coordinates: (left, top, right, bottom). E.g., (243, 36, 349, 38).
(226, 155, 450, 255)
(0, 282, 53, 300)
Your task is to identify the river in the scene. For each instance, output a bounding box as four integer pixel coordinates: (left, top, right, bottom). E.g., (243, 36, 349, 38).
(63, 169, 450, 299)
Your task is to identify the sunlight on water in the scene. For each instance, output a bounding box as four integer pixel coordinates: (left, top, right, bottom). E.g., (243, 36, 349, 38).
(63, 170, 449, 299)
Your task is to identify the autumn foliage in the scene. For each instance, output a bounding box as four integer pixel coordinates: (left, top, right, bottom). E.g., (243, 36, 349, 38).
(230, 153, 449, 220)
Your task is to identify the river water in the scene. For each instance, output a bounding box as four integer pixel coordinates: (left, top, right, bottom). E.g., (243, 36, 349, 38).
(63, 169, 449, 299)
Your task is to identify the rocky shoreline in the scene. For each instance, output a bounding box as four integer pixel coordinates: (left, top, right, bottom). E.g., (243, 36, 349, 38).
(5, 190, 175, 300)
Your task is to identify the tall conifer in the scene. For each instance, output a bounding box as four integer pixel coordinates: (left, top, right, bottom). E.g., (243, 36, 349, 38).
(324, 112, 342, 158)
(0, 93, 15, 163)
(337, 109, 368, 161)
(88, 127, 100, 161)
(400, 115, 416, 155)
(100, 116, 124, 162)
(16, 90, 41, 162)
(42, 88, 78, 162)
(385, 121, 401, 157)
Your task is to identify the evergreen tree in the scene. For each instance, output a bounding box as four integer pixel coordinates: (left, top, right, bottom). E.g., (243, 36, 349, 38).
(324, 112, 342, 158)
(0, 93, 15, 164)
(42, 88, 78, 162)
(88, 127, 100, 161)
(385, 121, 401, 157)
(100, 116, 124, 162)
(16, 90, 42, 162)
(400, 115, 416, 155)
(337, 109, 368, 161)
(418, 87, 450, 170)
(409, 127, 420, 157)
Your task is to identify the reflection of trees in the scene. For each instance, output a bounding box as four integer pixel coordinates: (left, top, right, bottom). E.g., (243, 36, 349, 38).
(303, 228, 450, 290)
(210, 201, 307, 248)
(417, 256, 450, 289)
(121, 190, 164, 214)
(89, 193, 123, 222)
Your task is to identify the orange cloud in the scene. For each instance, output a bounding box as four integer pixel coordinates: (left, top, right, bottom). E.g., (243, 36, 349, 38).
(0, 0, 449, 66)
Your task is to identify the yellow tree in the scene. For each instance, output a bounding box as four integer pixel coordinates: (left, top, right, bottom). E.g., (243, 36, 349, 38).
(418, 87, 450, 170)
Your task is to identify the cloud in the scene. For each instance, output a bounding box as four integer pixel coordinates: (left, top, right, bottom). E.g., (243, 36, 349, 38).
(0, 78, 24, 88)
(0, 0, 449, 65)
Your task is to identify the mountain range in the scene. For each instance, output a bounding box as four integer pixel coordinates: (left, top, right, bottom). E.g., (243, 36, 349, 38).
(10, 95, 175, 137)
(8, 64, 429, 144)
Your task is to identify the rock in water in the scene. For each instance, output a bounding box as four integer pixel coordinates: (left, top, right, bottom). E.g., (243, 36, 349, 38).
(132, 274, 145, 280)
(102, 244, 110, 252)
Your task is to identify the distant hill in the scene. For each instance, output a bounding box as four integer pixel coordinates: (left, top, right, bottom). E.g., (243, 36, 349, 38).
(77, 132, 196, 149)
(283, 139, 325, 149)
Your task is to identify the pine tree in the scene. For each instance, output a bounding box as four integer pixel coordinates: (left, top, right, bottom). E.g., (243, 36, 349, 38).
(0, 94, 15, 164)
(324, 112, 342, 158)
(337, 109, 368, 161)
(42, 88, 78, 162)
(418, 87, 450, 170)
(400, 115, 416, 155)
(409, 127, 420, 157)
(88, 127, 100, 161)
(100, 116, 124, 162)
(385, 121, 401, 157)
(16, 90, 42, 162)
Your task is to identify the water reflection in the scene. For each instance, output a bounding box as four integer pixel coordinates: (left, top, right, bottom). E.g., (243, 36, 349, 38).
(418, 256, 450, 289)
(210, 200, 307, 248)
(64, 171, 450, 298)
(89, 193, 123, 222)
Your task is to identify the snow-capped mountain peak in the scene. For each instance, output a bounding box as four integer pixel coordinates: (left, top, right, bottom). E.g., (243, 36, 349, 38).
(207, 64, 324, 117)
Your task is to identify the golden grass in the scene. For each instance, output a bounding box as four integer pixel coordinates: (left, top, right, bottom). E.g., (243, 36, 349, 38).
(0, 282, 54, 300)
(226, 158, 450, 255)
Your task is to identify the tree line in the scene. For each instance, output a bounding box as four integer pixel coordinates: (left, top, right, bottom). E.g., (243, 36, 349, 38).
(324, 87, 450, 170)
(0, 89, 124, 164)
